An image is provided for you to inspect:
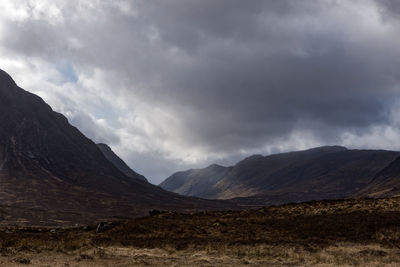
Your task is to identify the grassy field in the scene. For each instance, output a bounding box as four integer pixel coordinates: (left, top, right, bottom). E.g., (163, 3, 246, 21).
(2, 197, 400, 266)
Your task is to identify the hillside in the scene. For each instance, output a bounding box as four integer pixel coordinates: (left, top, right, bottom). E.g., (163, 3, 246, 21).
(160, 146, 400, 203)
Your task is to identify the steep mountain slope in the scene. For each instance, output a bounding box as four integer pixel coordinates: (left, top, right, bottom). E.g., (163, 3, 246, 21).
(358, 156, 400, 198)
(0, 69, 234, 225)
(159, 164, 232, 198)
(161, 146, 400, 202)
(97, 143, 148, 182)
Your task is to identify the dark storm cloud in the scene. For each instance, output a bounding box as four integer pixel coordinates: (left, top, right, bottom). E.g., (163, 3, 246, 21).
(124, 0, 400, 152)
(1, 0, 400, 182)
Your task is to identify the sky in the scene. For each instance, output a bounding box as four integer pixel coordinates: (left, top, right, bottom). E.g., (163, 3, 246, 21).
(1, 0, 400, 184)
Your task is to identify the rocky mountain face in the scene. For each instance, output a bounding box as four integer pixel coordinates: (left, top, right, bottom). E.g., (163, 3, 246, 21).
(160, 146, 400, 203)
(97, 143, 148, 182)
(0, 69, 234, 226)
(159, 164, 232, 198)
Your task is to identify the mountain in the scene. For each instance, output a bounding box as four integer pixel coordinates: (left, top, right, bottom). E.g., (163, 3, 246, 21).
(0, 69, 234, 226)
(97, 143, 148, 182)
(160, 146, 400, 203)
(358, 156, 400, 198)
(159, 164, 232, 198)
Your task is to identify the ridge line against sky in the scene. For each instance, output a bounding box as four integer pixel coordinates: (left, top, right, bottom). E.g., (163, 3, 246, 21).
(0, 0, 400, 184)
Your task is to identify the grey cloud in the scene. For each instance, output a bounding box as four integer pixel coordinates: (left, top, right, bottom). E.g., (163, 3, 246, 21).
(127, 0, 400, 152)
(377, 0, 400, 18)
(67, 111, 120, 145)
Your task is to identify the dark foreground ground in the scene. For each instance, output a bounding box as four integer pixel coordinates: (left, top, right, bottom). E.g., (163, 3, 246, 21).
(2, 197, 400, 266)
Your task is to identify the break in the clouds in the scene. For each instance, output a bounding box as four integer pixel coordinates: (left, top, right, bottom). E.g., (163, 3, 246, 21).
(1, 0, 400, 183)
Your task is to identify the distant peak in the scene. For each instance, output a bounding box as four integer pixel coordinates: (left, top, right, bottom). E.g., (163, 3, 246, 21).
(206, 163, 226, 170)
(97, 143, 114, 153)
(243, 154, 263, 161)
(97, 143, 111, 149)
(305, 146, 347, 152)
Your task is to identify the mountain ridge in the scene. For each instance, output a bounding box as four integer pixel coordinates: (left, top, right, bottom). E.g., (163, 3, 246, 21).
(160, 146, 400, 202)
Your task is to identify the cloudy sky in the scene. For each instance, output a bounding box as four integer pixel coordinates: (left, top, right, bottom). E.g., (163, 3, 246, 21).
(1, 0, 400, 184)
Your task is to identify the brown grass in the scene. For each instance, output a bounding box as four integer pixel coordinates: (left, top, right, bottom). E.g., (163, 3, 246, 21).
(2, 197, 400, 266)
(1, 243, 400, 266)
